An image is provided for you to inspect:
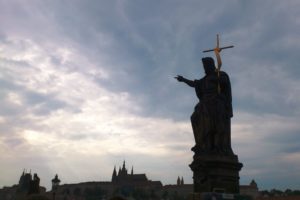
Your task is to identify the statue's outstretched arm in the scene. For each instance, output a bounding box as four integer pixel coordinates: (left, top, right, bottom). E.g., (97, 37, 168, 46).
(175, 75, 195, 87)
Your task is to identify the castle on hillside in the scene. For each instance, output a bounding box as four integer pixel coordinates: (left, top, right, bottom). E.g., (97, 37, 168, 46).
(52, 161, 163, 199)
(111, 161, 162, 188)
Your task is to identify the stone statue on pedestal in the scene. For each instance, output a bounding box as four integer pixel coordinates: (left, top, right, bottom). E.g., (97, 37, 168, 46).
(175, 35, 242, 194)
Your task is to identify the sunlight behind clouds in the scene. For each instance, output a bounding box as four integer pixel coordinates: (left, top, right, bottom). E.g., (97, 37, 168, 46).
(7, 92, 23, 106)
(0, 37, 193, 189)
(23, 130, 43, 144)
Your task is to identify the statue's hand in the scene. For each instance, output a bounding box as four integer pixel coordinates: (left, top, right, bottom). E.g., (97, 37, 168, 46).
(214, 47, 222, 53)
(175, 75, 184, 82)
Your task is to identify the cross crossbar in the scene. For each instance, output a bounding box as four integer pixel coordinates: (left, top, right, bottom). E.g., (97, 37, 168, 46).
(203, 34, 234, 53)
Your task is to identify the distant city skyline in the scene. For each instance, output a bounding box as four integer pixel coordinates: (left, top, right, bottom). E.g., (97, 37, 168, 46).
(2, 161, 260, 200)
(1, 0, 300, 191)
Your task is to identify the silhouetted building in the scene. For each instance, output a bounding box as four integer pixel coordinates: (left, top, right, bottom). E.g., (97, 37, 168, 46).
(111, 161, 160, 188)
(28, 173, 40, 195)
(163, 177, 260, 200)
(177, 176, 180, 185)
(0, 166, 261, 200)
(18, 170, 43, 195)
(240, 179, 259, 199)
(163, 177, 193, 199)
(51, 174, 61, 200)
(52, 174, 61, 191)
(0, 169, 46, 200)
(54, 161, 162, 199)
(18, 169, 32, 193)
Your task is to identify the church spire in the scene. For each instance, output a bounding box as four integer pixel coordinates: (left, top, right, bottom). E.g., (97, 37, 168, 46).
(131, 166, 133, 175)
(113, 166, 117, 176)
(118, 166, 121, 176)
(112, 166, 117, 182)
(121, 160, 128, 175)
(122, 160, 126, 170)
(177, 176, 180, 185)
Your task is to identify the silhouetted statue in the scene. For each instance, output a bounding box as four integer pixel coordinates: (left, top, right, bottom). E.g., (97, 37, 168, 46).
(176, 36, 242, 194)
(176, 48, 233, 155)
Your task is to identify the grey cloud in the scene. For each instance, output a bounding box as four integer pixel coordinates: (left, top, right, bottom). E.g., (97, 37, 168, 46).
(0, 103, 24, 117)
(233, 69, 300, 117)
(282, 145, 300, 154)
(0, 78, 68, 117)
(163, 144, 190, 152)
(66, 132, 107, 141)
(23, 91, 68, 116)
(67, 134, 90, 141)
(3, 137, 25, 148)
(264, 131, 300, 144)
(0, 1, 218, 121)
(263, 130, 300, 154)
(99, 0, 300, 120)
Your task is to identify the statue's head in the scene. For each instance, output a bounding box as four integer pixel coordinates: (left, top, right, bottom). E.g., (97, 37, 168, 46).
(202, 57, 215, 75)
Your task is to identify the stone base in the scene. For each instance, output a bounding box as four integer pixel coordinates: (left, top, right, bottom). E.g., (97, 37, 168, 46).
(190, 153, 243, 194)
(188, 192, 252, 200)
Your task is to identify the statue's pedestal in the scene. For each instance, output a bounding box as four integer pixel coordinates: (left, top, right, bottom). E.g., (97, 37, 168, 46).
(190, 152, 243, 194)
(188, 192, 252, 200)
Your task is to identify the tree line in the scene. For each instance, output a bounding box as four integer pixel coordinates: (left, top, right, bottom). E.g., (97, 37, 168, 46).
(260, 189, 300, 197)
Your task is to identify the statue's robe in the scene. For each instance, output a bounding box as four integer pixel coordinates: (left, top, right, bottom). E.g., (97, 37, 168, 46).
(191, 67, 233, 155)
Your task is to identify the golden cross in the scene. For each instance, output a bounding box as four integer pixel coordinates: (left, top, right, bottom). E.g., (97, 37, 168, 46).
(203, 34, 234, 94)
(203, 34, 234, 53)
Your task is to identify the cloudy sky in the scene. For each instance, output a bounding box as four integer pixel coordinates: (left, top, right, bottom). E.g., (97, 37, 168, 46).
(1, 0, 300, 191)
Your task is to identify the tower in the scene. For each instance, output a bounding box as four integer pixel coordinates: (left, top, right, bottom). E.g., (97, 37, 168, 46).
(18, 169, 32, 193)
(52, 174, 61, 200)
(118, 167, 121, 176)
(112, 166, 117, 182)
